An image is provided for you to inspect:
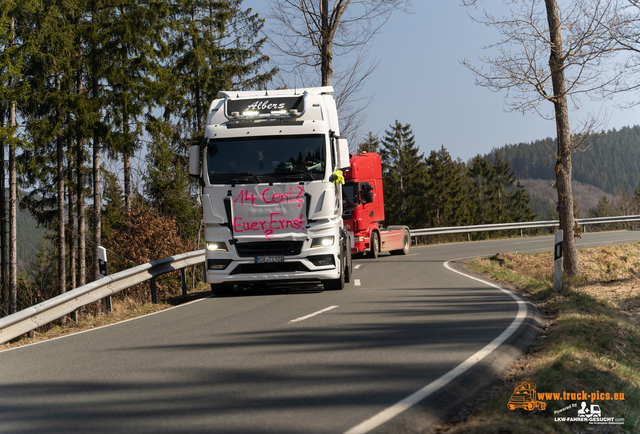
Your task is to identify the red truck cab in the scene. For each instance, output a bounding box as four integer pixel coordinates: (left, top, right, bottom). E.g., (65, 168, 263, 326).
(342, 153, 410, 258)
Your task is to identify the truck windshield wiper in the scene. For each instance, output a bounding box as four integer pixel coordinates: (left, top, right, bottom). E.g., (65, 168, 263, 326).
(222, 172, 262, 183)
(273, 171, 314, 181)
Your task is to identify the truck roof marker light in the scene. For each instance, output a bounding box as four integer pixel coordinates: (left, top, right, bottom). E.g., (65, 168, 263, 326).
(231, 111, 240, 118)
(289, 109, 299, 116)
(242, 110, 259, 117)
(271, 110, 287, 116)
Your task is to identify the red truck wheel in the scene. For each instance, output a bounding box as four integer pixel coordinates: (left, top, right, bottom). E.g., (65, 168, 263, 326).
(367, 232, 379, 259)
(390, 229, 410, 255)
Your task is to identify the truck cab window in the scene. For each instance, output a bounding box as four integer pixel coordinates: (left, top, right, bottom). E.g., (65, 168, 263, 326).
(207, 134, 326, 184)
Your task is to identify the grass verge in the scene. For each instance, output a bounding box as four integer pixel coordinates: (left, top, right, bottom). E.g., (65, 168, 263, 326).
(431, 242, 640, 433)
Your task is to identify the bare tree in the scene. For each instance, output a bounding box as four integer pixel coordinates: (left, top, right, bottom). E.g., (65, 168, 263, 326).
(602, 1, 640, 104)
(266, 0, 410, 141)
(462, 0, 623, 277)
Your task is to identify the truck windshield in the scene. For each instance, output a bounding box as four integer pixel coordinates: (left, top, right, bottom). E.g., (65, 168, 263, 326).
(207, 134, 326, 184)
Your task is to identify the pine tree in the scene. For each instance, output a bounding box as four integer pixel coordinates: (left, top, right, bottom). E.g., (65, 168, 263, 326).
(166, 0, 275, 142)
(588, 195, 613, 218)
(357, 132, 380, 154)
(1, 1, 40, 314)
(104, 0, 169, 213)
(492, 153, 517, 223)
(19, 0, 82, 317)
(144, 120, 201, 240)
(379, 120, 427, 228)
(467, 155, 498, 227)
(425, 146, 472, 228)
(509, 181, 536, 222)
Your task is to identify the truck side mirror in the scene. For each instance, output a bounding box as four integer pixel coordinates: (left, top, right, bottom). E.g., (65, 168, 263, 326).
(189, 144, 200, 178)
(360, 183, 373, 204)
(335, 136, 350, 170)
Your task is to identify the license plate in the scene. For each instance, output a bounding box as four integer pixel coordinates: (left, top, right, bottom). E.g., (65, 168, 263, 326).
(255, 255, 284, 264)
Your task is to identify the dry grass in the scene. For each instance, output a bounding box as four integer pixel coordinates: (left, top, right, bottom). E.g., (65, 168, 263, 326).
(430, 242, 640, 433)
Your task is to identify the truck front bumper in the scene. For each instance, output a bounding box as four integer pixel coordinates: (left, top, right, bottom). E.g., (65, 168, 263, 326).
(206, 256, 341, 286)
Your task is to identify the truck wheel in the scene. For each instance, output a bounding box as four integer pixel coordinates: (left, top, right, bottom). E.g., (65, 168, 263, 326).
(344, 245, 353, 283)
(323, 250, 346, 290)
(398, 229, 411, 255)
(211, 283, 234, 297)
(367, 231, 379, 259)
(391, 229, 411, 255)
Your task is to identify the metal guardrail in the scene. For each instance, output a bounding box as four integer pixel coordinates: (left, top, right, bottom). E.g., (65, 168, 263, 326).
(409, 215, 640, 238)
(2, 214, 640, 346)
(0, 250, 205, 345)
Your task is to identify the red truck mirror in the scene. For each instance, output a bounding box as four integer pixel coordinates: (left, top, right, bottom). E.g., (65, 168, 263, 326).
(360, 182, 374, 203)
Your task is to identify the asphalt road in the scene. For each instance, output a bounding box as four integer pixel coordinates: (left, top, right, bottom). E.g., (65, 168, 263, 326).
(2, 231, 640, 434)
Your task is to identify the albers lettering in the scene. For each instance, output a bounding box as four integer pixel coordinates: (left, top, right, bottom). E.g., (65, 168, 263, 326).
(245, 100, 286, 111)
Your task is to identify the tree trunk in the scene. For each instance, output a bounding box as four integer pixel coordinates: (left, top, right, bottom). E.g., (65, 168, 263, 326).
(8, 16, 16, 314)
(57, 73, 66, 325)
(77, 139, 86, 289)
(320, 0, 332, 86)
(77, 70, 86, 294)
(123, 111, 131, 214)
(68, 138, 76, 320)
(9, 102, 16, 314)
(123, 150, 131, 213)
(93, 75, 102, 314)
(0, 110, 7, 317)
(545, 0, 581, 277)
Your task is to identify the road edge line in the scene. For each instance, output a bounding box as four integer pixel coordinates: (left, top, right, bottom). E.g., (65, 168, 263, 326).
(343, 260, 529, 434)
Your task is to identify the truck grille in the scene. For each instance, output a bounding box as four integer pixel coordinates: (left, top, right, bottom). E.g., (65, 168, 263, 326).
(230, 262, 309, 274)
(235, 241, 304, 257)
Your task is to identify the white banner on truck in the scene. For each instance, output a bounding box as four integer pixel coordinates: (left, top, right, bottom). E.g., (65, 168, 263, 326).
(230, 184, 307, 240)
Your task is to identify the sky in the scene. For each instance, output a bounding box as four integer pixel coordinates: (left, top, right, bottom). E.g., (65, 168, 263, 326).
(245, 1, 640, 163)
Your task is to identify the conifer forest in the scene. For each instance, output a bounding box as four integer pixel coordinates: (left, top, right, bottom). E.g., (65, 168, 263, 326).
(3, 0, 639, 319)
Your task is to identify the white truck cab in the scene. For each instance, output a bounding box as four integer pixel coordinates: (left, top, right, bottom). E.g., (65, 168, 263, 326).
(189, 87, 352, 296)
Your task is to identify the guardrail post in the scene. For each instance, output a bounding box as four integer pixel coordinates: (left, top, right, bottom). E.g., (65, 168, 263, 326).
(98, 246, 111, 313)
(554, 230, 563, 292)
(202, 261, 207, 282)
(150, 277, 157, 304)
(181, 268, 187, 296)
(467, 233, 470, 242)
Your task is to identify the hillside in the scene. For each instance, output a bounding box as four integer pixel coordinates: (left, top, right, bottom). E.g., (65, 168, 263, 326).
(488, 125, 640, 194)
(519, 178, 614, 219)
(0, 195, 51, 270)
(17, 206, 50, 268)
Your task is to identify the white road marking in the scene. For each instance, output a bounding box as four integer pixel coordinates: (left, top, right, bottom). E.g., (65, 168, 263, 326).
(354, 279, 361, 286)
(343, 260, 528, 434)
(354, 264, 362, 269)
(289, 305, 338, 323)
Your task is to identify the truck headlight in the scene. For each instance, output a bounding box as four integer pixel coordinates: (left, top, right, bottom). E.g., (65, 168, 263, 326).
(206, 242, 228, 252)
(311, 236, 334, 248)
